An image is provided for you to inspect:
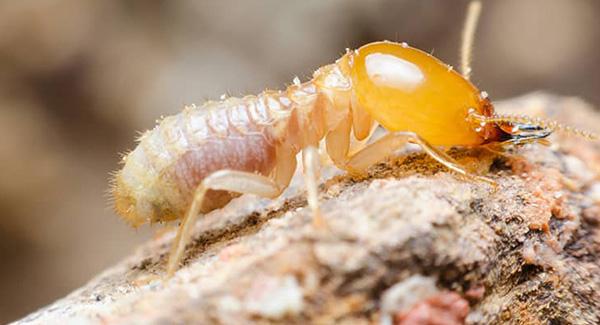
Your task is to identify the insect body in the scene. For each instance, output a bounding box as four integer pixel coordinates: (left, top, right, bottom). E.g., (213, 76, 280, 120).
(111, 1, 595, 278)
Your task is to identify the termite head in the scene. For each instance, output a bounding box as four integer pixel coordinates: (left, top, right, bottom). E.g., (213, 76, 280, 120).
(347, 41, 501, 147)
(344, 41, 598, 148)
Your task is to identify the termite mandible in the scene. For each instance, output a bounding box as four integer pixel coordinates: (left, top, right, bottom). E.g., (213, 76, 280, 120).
(111, 1, 597, 278)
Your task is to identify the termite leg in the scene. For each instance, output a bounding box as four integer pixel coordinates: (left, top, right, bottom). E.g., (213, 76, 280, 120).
(345, 132, 496, 186)
(166, 170, 281, 277)
(166, 145, 297, 278)
(326, 123, 496, 185)
(302, 146, 326, 229)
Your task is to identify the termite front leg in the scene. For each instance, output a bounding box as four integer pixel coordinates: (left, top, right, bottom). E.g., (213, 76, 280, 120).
(325, 120, 495, 185)
(345, 132, 496, 185)
(166, 145, 297, 278)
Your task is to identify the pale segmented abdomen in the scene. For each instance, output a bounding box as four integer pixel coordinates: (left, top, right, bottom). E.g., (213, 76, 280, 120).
(113, 92, 297, 226)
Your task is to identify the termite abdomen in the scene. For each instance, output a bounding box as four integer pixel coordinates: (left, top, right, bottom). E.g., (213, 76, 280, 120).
(113, 94, 298, 226)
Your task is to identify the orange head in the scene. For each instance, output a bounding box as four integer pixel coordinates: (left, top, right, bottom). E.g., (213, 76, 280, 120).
(347, 41, 502, 147)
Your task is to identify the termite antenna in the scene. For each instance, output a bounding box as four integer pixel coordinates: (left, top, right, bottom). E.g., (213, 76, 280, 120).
(461, 0, 482, 80)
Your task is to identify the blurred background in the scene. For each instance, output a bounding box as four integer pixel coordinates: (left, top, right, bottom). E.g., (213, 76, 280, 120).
(1, 0, 599, 322)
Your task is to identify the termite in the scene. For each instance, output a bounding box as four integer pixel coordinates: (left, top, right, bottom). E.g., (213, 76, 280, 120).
(111, 1, 596, 278)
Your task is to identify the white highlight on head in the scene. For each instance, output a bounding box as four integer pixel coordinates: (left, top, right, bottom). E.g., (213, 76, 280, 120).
(365, 53, 425, 92)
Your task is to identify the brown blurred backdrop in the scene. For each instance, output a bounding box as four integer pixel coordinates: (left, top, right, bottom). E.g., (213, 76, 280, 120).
(1, 0, 599, 322)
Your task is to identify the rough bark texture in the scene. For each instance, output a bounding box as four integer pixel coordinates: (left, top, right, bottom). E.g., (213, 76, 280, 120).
(14, 93, 600, 325)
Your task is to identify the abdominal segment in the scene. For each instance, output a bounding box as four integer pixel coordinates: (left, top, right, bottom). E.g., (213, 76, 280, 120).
(161, 133, 277, 214)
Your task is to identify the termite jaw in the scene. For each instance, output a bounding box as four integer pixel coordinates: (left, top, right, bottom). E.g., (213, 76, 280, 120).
(469, 110, 598, 144)
(497, 123, 553, 145)
(467, 109, 554, 145)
